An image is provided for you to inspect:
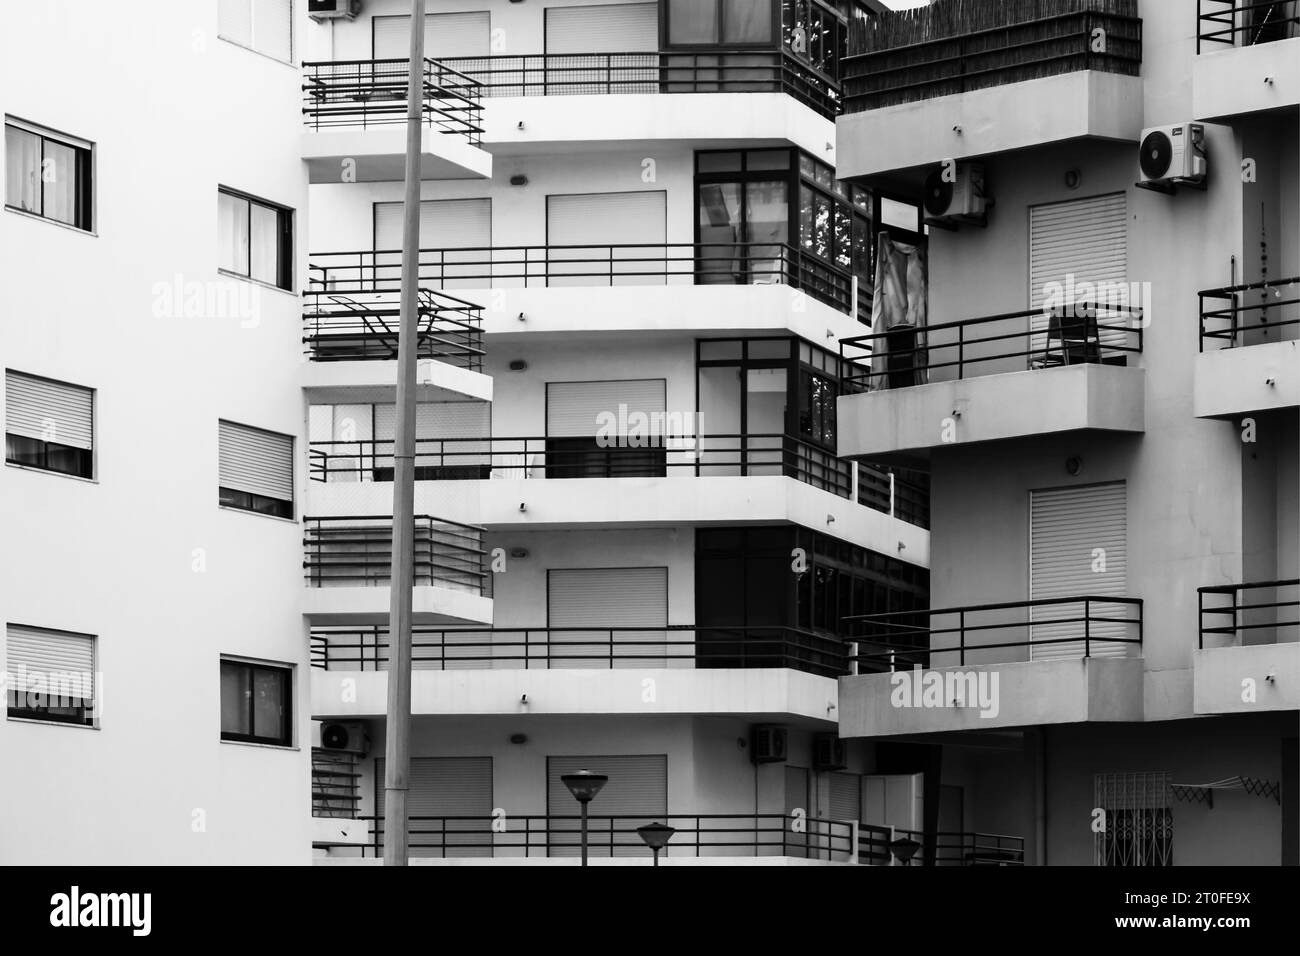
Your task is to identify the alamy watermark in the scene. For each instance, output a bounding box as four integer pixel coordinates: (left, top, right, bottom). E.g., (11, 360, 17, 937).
(890, 664, 1000, 719)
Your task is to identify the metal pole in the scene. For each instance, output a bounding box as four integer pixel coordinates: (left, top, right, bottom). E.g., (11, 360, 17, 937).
(580, 801, 589, 867)
(382, 0, 427, 868)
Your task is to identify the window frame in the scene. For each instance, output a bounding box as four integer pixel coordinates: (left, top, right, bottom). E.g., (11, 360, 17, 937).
(217, 419, 296, 521)
(4, 117, 94, 232)
(217, 186, 295, 292)
(5, 625, 98, 729)
(662, 0, 782, 49)
(219, 657, 294, 747)
(4, 369, 96, 481)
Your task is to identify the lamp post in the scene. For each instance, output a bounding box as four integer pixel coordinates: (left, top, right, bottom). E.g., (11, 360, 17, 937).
(561, 770, 608, 867)
(637, 822, 676, 866)
(889, 835, 922, 867)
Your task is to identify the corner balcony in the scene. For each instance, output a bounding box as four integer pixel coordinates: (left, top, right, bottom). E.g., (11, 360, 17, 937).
(317, 813, 856, 865)
(307, 241, 869, 336)
(302, 515, 493, 626)
(1195, 579, 1299, 715)
(858, 827, 1025, 867)
(837, 2, 1143, 182)
(310, 624, 845, 721)
(838, 595, 1145, 737)
(301, 285, 491, 403)
(301, 58, 491, 183)
(304, 433, 931, 553)
(435, 49, 839, 157)
(1195, 276, 1299, 419)
(1195, 2, 1300, 119)
(837, 304, 1145, 460)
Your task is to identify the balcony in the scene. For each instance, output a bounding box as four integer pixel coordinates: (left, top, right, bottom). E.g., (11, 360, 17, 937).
(837, 2, 1143, 181)
(300, 58, 490, 183)
(1195, 1, 1300, 118)
(1195, 579, 1300, 714)
(302, 515, 492, 625)
(1195, 276, 1299, 418)
(838, 596, 1145, 736)
(837, 304, 1146, 460)
(319, 813, 855, 865)
(308, 241, 867, 327)
(859, 827, 1025, 866)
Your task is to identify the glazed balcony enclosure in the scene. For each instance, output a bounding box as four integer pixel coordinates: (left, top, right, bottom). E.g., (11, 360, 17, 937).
(300, 58, 491, 183)
(836, 0, 1144, 182)
(837, 595, 1145, 736)
(837, 303, 1146, 460)
(1195, 579, 1300, 714)
(1194, 1, 1300, 119)
(1195, 276, 1300, 418)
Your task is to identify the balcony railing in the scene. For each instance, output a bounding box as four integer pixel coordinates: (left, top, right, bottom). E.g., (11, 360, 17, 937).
(1198, 1, 1300, 52)
(310, 624, 850, 678)
(303, 515, 489, 594)
(312, 748, 360, 819)
(1199, 276, 1300, 352)
(846, 595, 1144, 672)
(308, 242, 867, 322)
(302, 57, 484, 144)
(839, 303, 1145, 392)
(858, 465, 930, 530)
(1199, 579, 1300, 648)
(431, 49, 841, 119)
(303, 287, 485, 370)
(843, 3, 1142, 112)
(354, 813, 856, 860)
(881, 828, 1026, 866)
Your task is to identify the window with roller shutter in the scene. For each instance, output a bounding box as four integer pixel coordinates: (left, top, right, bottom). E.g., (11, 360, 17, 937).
(375, 756, 494, 857)
(218, 0, 292, 62)
(546, 191, 667, 287)
(546, 754, 667, 856)
(544, 379, 667, 478)
(5, 624, 97, 727)
(372, 12, 491, 59)
(373, 198, 490, 289)
(219, 420, 295, 519)
(5, 370, 94, 479)
(372, 401, 492, 480)
(547, 566, 668, 666)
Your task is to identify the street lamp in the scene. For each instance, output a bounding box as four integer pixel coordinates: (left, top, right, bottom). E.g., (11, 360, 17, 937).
(889, 835, 922, 866)
(637, 822, 675, 866)
(561, 770, 608, 867)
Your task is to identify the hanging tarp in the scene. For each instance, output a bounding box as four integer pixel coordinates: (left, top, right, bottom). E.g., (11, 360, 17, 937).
(868, 233, 928, 390)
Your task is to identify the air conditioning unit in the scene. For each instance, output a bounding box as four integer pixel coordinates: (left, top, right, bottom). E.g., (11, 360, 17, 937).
(308, 0, 361, 22)
(320, 720, 370, 756)
(1137, 123, 1208, 193)
(751, 724, 788, 764)
(923, 161, 988, 228)
(813, 733, 847, 772)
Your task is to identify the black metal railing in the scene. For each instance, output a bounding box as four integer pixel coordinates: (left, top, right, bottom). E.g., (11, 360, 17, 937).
(839, 303, 1145, 392)
(888, 828, 1026, 866)
(312, 748, 360, 819)
(1198, 579, 1300, 648)
(857, 824, 896, 865)
(433, 49, 841, 119)
(356, 813, 856, 860)
(846, 595, 1144, 671)
(303, 515, 489, 594)
(308, 242, 866, 322)
(1198, 276, 1300, 352)
(302, 57, 484, 144)
(844, 8, 1142, 112)
(303, 287, 485, 369)
(310, 624, 850, 678)
(1198, 0, 1300, 52)
(857, 466, 931, 530)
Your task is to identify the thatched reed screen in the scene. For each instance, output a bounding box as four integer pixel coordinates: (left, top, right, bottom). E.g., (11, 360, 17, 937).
(842, 0, 1141, 112)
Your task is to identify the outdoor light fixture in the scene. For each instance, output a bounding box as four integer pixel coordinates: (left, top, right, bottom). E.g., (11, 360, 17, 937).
(519, 502, 527, 512)
(510, 733, 528, 744)
(1066, 456, 1083, 476)
(509, 174, 528, 186)
(889, 835, 922, 865)
(561, 770, 609, 867)
(509, 547, 529, 559)
(1065, 168, 1082, 189)
(952, 124, 963, 134)
(637, 822, 676, 866)
(508, 359, 528, 371)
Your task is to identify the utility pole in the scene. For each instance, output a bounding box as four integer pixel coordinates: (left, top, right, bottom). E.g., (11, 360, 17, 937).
(382, 0, 426, 868)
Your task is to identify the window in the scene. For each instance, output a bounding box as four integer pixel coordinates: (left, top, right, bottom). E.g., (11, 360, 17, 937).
(4, 119, 93, 231)
(667, 0, 775, 45)
(797, 368, 837, 447)
(781, 0, 850, 79)
(218, 188, 293, 290)
(5, 370, 94, 479)
(6, 624, 97, 727)
(220, 658, 292, 746)
(218, 0, 293, 62)
(218, 420, 294, 518)
(1094, 772, 1173, 866)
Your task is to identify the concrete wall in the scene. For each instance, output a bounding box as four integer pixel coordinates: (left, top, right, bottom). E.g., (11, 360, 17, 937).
(0, 1, 311, 864)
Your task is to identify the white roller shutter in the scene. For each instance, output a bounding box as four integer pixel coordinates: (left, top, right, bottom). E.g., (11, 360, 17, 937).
(829, 772, 862, 822)
(547, 754, 667, 856)
(5, 371, 93, 449)
(549, 566, 668, 666)
(5, 624, 96, 708)
(1029, 193, 1128, 360)
(219, 420, 294, 504)
(1030, 482, 1128, 660)
(546, 379, 666, 437)
(546, 191, 666, 285)
(545, 3, 658, 52)
(375, 401, 492, 474)
(375, 756, 492, 857)
(374, 199, 490, 289)
(373, 12, 491, 59)
(219, 0, 291, 60)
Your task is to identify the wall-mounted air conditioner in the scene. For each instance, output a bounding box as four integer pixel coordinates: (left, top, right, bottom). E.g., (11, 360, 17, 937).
(319, 720, 370, 756)
(1137, 123, 1208, 194)
(308, 0, 361, 23)
(751, 724, 788, 764)
(923, 161, 989, 229)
